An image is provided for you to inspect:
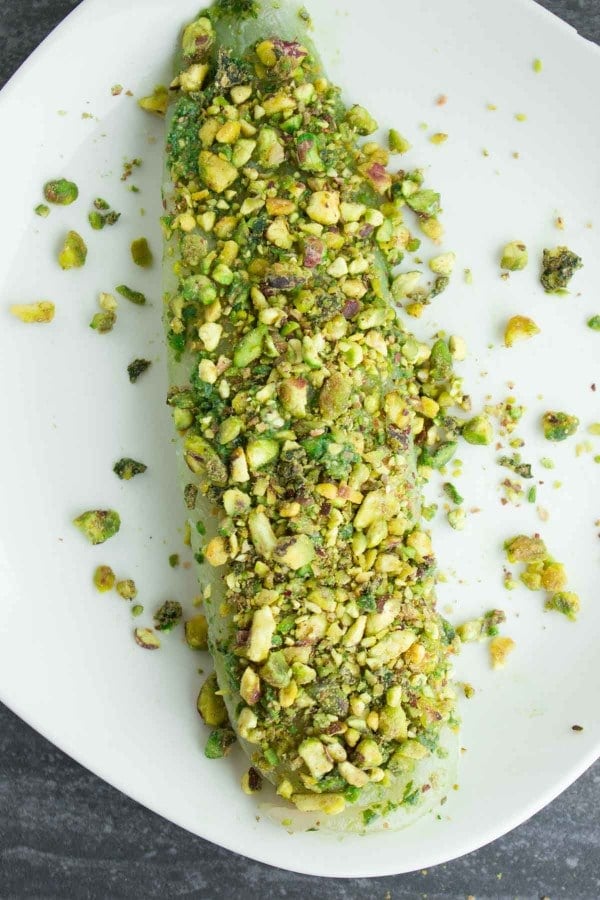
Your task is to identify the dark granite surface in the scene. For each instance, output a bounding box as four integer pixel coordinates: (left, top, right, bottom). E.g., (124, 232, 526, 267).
(1, 1, 599, 897)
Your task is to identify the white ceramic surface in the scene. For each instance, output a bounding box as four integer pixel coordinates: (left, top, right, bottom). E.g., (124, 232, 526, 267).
(0, 0, 599, 878)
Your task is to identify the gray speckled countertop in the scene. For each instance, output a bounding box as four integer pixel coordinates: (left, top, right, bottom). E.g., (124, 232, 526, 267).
(1, 1, 600, 897)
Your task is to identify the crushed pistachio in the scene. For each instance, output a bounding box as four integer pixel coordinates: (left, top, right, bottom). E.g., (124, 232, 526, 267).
(533, 58, 543, 73)
(447, 508, 466, 530)
(205, 728, 237, 759)
(462, 415, 493, 446)
(185, 614, 209, 650)
(429, 132, 448, 145)
(90, 311, 116, 333)
(540, 247, 582, 294)
(35, 203, 50, 218)
(127, 358, 151, 383)
(500, 241, 528, 271)
(116, 284, 146, 306)
(542, 411, 579, 442)
(134, 628, 160, 650)
(587, 315, 600, 331)
(138, 85, 169, 115)
(131, 237, 153, 268)
(44, 178, 78, 205)
(505, 534, 547, 563)
(10, 301, 55, 324)
(58, 231, 87, 269)
(443, 483, 464, 505)
(93, 565, 115, 592)
(198, 672, 228, 727)
(504, 315, 539, 347)
(73, 509, 120, 545)
(132, 604, 144, 617)
(169, 553, 180, 568)
(154, 600, 183, 631)
(113, 457, 147, 480)
(545, 592, 579, 621)
(388, 129, 412, 154)
(116, 579, 137, 600)
(457, 609, 506, 643)
(121, 157, 142, 181)
(489, 636, 515, 669)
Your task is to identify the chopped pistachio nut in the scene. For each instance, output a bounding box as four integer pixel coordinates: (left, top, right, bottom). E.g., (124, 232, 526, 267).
(44, 178, 79, 205)
(131, 604, 144, 617)
(134, 628, 160, 650)
(73, 509, 120, 545)
(116, 579, 137, 600)
(443, 483, 464, 505)
(457, 609, 506, 643)
(205, 728, 237, 759)
(533, 58, 543, 73)
(90, 311, 116, 333)
(58, 230, 87, 269)
(127, 358, 151, 383)
(504, 315, 539, 347)
(587, 315, 600, 331)
(154, 600, 183, 632)
(542, 411, 579, 442)
(185, 614, 209, 650)
(117, 284, 146, 305)
(545, 592, 579, 621)
(447, 508, 466, 530)
(93, 565, 115, 592)
(161, 10, 459, 808)
(388, 129, 412, 154)
(462, 415, 493, 446)
(500, 241, 528, 271)
(35, 203, 50, 217)
(10, 301, 55, 324)
(139, 85, 170, 115)
(505, 534, 547, 563)
(113, 457, 147, 480)
(429, 252, 455, 276)
(198, 672, 228, 727)
(489, 636, 515, 669)
(540, 246, 582, 294)
(131, 237, 153, 268)
(429, 132, 448, 145)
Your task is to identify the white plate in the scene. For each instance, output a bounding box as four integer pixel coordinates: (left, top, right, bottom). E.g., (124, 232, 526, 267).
(1, 0, 599, 879)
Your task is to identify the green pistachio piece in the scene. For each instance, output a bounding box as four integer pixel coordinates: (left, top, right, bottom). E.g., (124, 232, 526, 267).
(127, 358, 151, 382)
(420, 441, 458, 469)
(545, 591, 579, 621)
(443, 483, 463, 505)
(259, 650, 291, 688)
(234, 325, 267, 367)
(181, 16, 214, 60)
(540, 246, 582, 293)
(319, 372, 352, 420)
(428, 339, 453, 383)
(131, 237, 153, 268)
(116, 284, 146, 305)
(346, 105, 378, 135)
(93, 565, 115, 592)
(134, 628, 160, 650)
(138, 85, 170, 116)
(542, 410, 579, 442)
(73, 509, 121, 545)
(504, 534, 547, 563)
(90, 311, 116, 333)
(44, 178, 79, 205)
(116, 579, 137, 600)
(406, 189, 440, 216)
(154, 600, 183, 632)
(587, 315, 600, 331)
(185, 614, 209, 650)
(462, 415, 493, 446)
(501, 241, 528, 271)
(199, 150, 239, 193)
(184, 434, 228, 484)
(198, 672, 228, 727)
(35, 204, 50, 217)
(204, 727, 236, 759)
(113, 457, 147, 480)
(10, 302, 55, 324)
(388, 129, 412, 154)
(88, 211, 105, 231)
(246, 437, 279, 470)
(58, 230, 87, 269)
(504, 315, 539, 347)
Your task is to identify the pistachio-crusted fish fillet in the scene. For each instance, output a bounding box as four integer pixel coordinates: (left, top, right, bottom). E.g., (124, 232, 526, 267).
(162, 0, 457, 831)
